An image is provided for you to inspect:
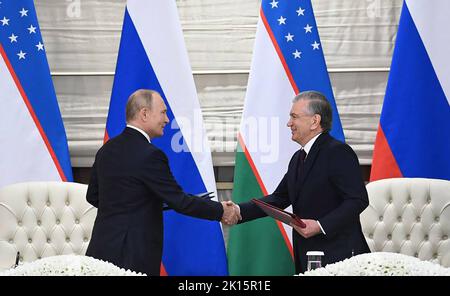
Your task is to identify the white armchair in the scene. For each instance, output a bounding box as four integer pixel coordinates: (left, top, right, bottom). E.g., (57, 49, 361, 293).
(0, 182, 97, 271)
(361, 178, 450, 267)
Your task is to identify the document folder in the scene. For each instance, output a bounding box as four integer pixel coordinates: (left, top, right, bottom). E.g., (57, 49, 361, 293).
(252, 198, 306, 228)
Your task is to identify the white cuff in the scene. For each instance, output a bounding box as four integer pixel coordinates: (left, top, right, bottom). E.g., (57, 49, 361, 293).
(317, 220, 326, 235)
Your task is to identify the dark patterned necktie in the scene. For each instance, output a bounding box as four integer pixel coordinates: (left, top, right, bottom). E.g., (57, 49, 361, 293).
(296, 149, 307, 181)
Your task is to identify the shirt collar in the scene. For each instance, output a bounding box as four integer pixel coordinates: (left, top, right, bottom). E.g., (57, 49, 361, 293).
(302, 132, 322, 156)
(127, 124, 151, 143)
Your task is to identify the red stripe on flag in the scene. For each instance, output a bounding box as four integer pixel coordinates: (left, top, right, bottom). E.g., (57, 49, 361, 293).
(260, 8, 299, 95)
(237, 133, 268, 196)
(103, 130, 109, 144)
(237, 133, 295, 261)
(370, 126, 403, 181)
(0, 44, 67, 182)
(160, 262, 168, 276)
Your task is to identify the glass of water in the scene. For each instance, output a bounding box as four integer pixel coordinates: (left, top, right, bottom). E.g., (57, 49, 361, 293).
(306, 251, 324, 271)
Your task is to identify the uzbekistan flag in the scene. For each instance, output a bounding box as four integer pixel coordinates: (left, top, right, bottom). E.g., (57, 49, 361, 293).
(105, 0, 227, 275)
(0, 0, 73, 188)
(227, 0, 344, 275)
(371, 0, 450, 181)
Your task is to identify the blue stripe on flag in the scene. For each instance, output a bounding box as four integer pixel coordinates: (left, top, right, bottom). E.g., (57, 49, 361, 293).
(262, 0, 344, 142)
(380, 3, 450, 180)
(0, 0, 72, 181)
(107, 9, 227, 275)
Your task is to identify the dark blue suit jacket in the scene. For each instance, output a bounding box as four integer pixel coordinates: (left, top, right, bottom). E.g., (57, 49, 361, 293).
(239, 132, 370, 273)
(85, 127, 223, 275)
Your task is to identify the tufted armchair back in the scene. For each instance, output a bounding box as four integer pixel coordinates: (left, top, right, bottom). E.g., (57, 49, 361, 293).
(361, 178, 450, 267)
(0, 182, 97, 271)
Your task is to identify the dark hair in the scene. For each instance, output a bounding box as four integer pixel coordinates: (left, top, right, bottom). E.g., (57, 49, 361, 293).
(125, 89, 160, 122)
(293, 90, 333, 132)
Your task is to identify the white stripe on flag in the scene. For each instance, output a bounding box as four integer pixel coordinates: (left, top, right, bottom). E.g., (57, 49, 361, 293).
(127, 0, 217, 196)
(0, 56, 60, 188)
(240, 18, 298, 192)
(240, 18, 300, 245)
(406, 0, 450, 105)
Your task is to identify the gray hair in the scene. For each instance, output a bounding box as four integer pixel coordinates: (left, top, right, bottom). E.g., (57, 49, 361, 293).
(125, 89, 160, 122)
(293, 90, 332, 132)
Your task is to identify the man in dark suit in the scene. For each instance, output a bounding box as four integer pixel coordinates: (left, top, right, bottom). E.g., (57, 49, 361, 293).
(234, 90, 370, 273)
(85, 89, 240, 276)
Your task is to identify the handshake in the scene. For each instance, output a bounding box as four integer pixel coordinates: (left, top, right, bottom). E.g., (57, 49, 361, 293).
(220, 201, 241, 225)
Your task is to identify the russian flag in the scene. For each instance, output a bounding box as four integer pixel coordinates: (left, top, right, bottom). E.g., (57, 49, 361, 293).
(0, 0, 72, 188)
(105, 0, 228, 275)
(371, 0, 450, 181)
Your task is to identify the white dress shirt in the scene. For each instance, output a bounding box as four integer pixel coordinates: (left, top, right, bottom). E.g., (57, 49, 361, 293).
(301, 132, 321, 158)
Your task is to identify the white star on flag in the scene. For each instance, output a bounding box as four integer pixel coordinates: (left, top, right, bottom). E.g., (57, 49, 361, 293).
(270, 0, 278, 8)
(296, 7, 305, 16)
(285, 33, 294, 42)
(304, 24, 313, 33)
(8, 33, 18, 43)
(19, 8, 28, 17)
(27, 24, 37, 34)
(292, 50, 302, 59)
(277, 16, 286, 25)
(1, 16, 9, 26)
(17, 50, 26, 60)
(36, 42, 44, 51)
(311, 41, 320, 50)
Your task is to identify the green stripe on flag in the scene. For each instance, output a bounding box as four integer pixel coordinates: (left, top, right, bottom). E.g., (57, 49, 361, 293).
(227, 142, 295, 275)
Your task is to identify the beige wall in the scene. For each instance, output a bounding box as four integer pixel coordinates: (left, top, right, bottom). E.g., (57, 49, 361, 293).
(35, 0, 403, 167)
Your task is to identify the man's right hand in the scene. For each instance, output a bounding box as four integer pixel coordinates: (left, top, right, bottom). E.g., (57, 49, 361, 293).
(221, 201, 241, 225)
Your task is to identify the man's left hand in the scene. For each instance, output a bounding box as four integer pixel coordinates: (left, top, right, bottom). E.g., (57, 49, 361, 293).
(290, 219, 321, 238)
